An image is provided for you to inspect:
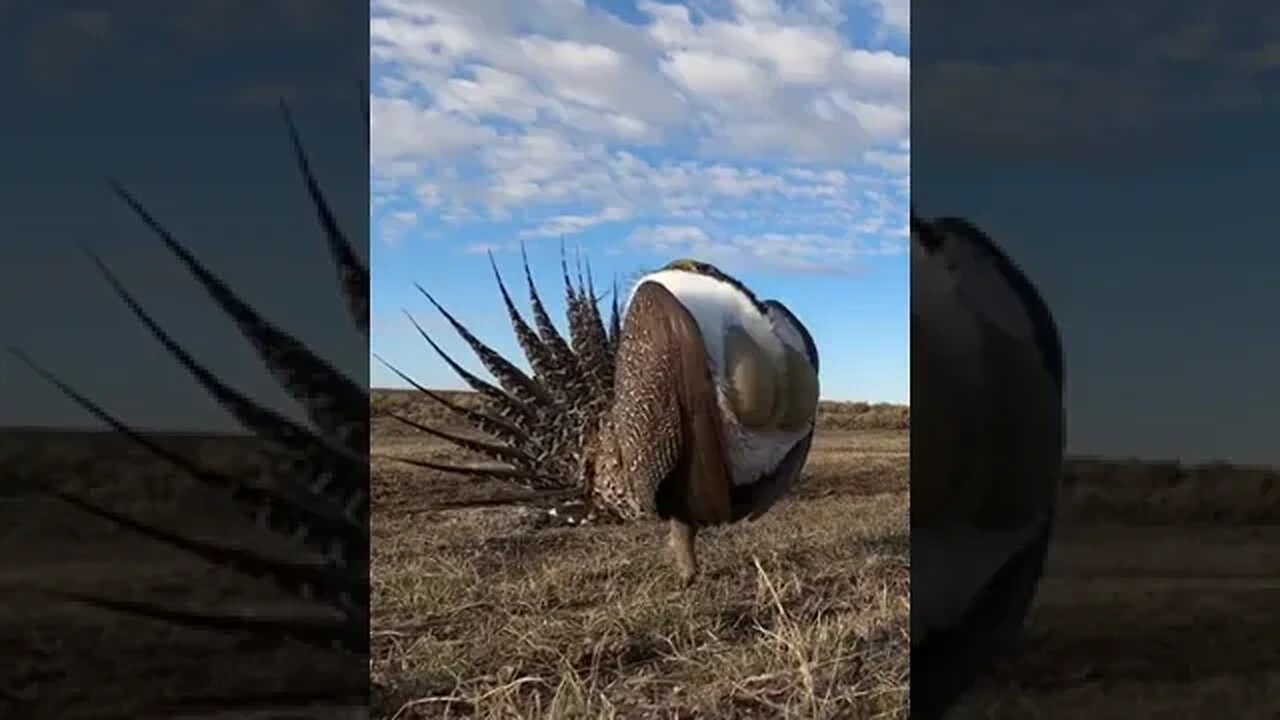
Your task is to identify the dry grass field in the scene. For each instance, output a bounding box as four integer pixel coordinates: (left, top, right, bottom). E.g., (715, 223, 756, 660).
(0, 431, 359, 719)
(7, 391, 1280, 719)
(370, 389, 910, 719)
(955, 459, 1280, 719)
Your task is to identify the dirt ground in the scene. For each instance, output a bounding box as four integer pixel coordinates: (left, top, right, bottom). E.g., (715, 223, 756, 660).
(954, 462, 1280, 719)
(0, 431, 363, 719)
(370, 389, 911, 719)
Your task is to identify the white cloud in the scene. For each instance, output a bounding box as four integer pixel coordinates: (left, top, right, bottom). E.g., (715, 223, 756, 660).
(519, 205, 634, 238)
(862, 0, 908, 35)
(629, 224, 906, 274)
(371, 0, 909, 271)
(380, 210, 420, 247)
(661, 50, 764, 100)
(371, 95, 496, 163)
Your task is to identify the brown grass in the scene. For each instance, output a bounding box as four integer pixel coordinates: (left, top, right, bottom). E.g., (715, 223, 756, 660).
(1061, 457, 1280, 524)
(0, 431, 358, 719)
(13, 390, 1278, 718)
(954, 458, 1280, 719)
(371, 389, 910, 719)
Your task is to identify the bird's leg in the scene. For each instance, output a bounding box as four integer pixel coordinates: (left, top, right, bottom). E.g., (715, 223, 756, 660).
(668, 518, 699, 587)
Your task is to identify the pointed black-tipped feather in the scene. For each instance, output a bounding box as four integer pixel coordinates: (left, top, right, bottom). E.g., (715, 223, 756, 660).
(608, 276, 622, 349)
(385, 412, 534, 467)
(108, 180, 365, 454)
(520, 244, 588, 414)
(279, 102, 369, 338)
(372, 354, 532, 451)
(561, 244, 604, 362)
(8, 349, 365, 564)
(560, 240, 580, 309)
(578, 257, 613, 391)
(584, 258, 607, 344)
(522, 244, 577, 359)
(414, 283, 554, 408)
(81, 246, 365, 507)
(49, 489, 362, 607)
(399, 247, 630, 503)
(389, 455, 562, 488)
(488, 251, 562, 393)
(403, 311, 535, 424)
(574, 244, 588, 303)
(560, 264, 611, 402)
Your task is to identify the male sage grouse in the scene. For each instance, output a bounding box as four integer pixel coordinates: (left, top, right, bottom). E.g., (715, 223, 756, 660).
(910, 209, 1065, 719)
(387, 256, 820, 585)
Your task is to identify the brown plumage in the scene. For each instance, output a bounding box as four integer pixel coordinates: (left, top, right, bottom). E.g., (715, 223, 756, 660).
(389, 255, 821, 584)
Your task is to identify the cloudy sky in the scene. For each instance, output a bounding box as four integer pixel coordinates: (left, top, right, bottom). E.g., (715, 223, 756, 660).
(0, 2, 367, 431)
(369, 0, 911, 403)
(913, 0, 1280, 464)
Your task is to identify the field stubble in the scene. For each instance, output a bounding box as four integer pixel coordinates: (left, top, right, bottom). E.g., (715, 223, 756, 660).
(371, 390, 910, 719)
(7, 388, 1279, 719)
(955, 459, 1280, 719)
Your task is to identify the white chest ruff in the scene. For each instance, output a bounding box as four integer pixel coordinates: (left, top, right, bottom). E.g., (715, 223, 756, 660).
(630, 270, 813, 487)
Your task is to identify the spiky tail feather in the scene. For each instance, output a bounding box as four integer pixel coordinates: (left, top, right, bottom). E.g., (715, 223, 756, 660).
(9, 97, 369, 710)
(384, 240, 620, 499)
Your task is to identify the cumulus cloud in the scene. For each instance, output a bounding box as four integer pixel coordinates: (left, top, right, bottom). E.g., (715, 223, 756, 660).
(371, 0, 909, 272)
(629, 223, 906, 274)
(380, 210, 420, 247)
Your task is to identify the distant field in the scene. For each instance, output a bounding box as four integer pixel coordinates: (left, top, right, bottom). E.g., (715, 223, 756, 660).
(370, 389, 910, 719)
(0, 431, 354, 719)
(955, 459, 1280, 719)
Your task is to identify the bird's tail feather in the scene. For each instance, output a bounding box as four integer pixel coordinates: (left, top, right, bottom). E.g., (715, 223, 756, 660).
(392, 241, 619, 495)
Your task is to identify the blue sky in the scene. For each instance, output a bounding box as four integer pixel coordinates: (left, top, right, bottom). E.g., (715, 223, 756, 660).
(369, 0, 910, 403)
(0, 2, 367, 431)
(913, 0, 1280, 464)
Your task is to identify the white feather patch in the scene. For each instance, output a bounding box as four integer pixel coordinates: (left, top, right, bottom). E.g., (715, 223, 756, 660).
(911, 518, 1050, 646)
(629, 270, 813, 487)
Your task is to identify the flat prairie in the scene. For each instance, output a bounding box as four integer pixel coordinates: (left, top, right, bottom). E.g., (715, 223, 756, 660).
(8, 391, 1276, 719)
(370, 389, 910, 719)
(954, 459, 1280, 719)
(0, 430, 357, 719)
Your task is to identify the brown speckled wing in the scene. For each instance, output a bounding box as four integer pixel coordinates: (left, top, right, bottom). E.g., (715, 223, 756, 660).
(612, 281, 732, 525)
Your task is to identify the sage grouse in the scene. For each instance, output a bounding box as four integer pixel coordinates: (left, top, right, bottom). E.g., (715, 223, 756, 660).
(910, 210, 1064, 719)
(390, 256, 820, 585)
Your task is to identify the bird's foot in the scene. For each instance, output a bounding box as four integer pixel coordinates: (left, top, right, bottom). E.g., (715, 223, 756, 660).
(668, 519, 699, 588)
